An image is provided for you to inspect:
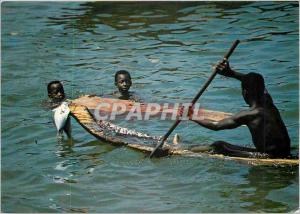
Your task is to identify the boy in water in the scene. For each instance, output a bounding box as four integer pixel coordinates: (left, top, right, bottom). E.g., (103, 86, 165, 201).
(48, 80, 66, 104)
(181, 60, 291, 158)
(114, 70, 140, 102)
(47, 80, 71, 138)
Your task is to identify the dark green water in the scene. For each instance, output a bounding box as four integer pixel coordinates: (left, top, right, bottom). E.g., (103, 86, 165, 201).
(1, 2, 299, 212)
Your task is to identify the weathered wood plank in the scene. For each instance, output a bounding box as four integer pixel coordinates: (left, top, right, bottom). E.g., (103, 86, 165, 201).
(71, 95, 232, 122)
(69, 97, 299, 166)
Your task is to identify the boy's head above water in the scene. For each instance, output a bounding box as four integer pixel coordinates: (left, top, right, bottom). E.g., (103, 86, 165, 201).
(115, 70, 132, 94)
(47, 80, 65, 102)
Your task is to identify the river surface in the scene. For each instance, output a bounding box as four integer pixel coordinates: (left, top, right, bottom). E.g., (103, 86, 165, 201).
(1, 2, 299, 213)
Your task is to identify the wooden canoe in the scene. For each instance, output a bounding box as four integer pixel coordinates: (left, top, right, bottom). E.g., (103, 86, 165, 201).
(69, 96, 299, 166)
(71, 95, 233, 122)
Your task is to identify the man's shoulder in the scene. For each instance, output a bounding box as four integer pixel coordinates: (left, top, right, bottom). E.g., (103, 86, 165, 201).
(233, 108, 262, 120)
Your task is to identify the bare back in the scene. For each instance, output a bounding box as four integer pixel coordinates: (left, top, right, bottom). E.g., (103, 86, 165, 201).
(246, 105, 290, 157)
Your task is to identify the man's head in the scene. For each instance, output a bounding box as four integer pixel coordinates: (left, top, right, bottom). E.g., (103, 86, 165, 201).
(115, 70, 132, 94)
(47, 80, 65, 102)
(241, 72, 265, 105)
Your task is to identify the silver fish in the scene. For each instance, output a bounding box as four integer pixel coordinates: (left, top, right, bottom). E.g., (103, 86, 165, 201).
(52, 102, 70, 138)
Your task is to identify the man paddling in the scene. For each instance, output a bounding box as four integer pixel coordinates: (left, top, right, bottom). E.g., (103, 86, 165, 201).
(180, 60, 291, 158)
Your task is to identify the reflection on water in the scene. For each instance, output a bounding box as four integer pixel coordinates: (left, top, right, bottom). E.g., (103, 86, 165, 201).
(2, 1, 299, 213)
(238, 166, 298, 212)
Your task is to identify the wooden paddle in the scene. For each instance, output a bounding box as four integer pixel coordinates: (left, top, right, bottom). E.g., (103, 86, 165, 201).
(149, 40, 240, 158)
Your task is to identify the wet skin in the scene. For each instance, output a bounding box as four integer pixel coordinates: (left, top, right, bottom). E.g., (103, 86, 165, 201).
(48, 83, 65, 103)
(184, 61, 291, 158)
(115, 73, 132, 98)
(47, 82, 71, 138)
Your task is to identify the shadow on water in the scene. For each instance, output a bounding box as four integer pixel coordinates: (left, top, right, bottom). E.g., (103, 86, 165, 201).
(46, 2, 252, 33)
(238, 165, 299, 212)
(45, 1, 298, 31)
(54, 138, 124, 171)
(55, 138, 117, 156)
(55, 141, 75, 158)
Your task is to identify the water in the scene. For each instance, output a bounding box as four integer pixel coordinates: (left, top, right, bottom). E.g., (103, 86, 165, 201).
(1, 2, 299, 212)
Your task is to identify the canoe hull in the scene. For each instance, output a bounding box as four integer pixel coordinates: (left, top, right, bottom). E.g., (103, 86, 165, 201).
(71, 95, 233, 122)
(69, 96, 299, 166)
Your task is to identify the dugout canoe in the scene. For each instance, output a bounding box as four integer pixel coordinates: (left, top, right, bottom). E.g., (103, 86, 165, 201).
(70, 95, 233, 121)
(69, 95, 299, 166)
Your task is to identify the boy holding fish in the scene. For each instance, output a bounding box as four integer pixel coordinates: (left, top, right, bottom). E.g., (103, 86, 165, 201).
(47, 70, 138, 139)
(47, 81, 71, 139)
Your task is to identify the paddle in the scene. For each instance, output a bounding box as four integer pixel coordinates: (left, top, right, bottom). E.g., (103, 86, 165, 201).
(149, 40, 240, 158)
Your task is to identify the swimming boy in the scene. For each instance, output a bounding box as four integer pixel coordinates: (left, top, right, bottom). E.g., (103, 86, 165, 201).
(47, 80, 66, 104)
(181, 60, 291, 158)
(114, 70, 140, 102)
(47, 80, 71, 138)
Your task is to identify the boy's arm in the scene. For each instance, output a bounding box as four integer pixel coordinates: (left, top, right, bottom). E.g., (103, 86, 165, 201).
(215, 60, 245, 82)
(191, 110, 256, 131)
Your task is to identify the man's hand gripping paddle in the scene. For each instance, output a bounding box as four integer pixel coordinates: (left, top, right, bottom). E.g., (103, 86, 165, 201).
(149, 40, 240, 158)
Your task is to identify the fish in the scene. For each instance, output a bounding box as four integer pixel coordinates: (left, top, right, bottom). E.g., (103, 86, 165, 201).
(172, 134, 181, 145)
(52, 102, 70, 137)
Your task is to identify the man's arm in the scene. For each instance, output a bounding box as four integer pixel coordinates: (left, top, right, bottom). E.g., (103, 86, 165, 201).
(191, 110, 256, 131)
(215, 60, 245, 82)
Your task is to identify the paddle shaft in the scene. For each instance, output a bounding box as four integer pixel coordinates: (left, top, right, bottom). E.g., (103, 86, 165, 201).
(149, 40, 240, 158)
